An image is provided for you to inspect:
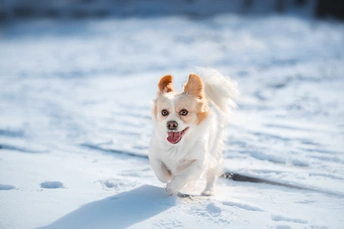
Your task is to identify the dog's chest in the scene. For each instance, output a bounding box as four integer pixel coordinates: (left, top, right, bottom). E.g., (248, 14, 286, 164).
(159, 145, 195, 174)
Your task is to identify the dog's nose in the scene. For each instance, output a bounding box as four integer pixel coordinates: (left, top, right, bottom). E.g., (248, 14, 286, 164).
(167, 121, 178, 130)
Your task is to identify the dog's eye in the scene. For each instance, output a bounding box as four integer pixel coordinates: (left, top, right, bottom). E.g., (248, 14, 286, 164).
(179, 109, 188, 116)
(161, 109, 169, 116)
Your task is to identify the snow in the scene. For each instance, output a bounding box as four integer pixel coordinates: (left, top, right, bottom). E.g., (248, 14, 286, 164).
(0, 14, 344, 229)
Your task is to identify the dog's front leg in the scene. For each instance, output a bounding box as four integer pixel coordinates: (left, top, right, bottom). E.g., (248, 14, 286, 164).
(149, 158, 172, 183)
(166, 159, 204, 195)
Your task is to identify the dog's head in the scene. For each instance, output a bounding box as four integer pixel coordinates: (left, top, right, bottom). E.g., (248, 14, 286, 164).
(153, 73, 209, 145)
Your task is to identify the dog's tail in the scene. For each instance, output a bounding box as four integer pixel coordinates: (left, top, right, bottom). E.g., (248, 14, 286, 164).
(197, 68, 238, 114)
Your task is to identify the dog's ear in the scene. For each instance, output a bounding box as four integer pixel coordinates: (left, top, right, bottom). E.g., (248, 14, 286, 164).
(158, 75, 174, 94)
(184, 73, 204, 99)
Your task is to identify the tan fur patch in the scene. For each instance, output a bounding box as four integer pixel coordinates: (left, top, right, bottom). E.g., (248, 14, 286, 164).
(153, 99, 158, 119)
(183, 73, 205, 99)
(196, 104, 209, 124)
(183, 73, 209, 124)
(158, 75, 174, 94)
(195, 98, 209, 124)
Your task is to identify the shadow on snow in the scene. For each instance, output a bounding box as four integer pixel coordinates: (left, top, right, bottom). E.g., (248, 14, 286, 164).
(38, 185, 175, 229)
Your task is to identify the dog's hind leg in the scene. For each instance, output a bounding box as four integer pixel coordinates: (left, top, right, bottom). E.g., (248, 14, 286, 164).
(201, 170, 218, 196)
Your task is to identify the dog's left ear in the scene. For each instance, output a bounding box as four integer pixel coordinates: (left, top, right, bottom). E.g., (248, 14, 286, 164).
(158, 75, 174, 94)
(184, 73, 204, 99)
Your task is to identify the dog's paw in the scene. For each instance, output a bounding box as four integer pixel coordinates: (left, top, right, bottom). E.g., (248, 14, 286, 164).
(201, 189, 215, 196)
(165, 187, 179, 196)
(165, 181, 181, 196)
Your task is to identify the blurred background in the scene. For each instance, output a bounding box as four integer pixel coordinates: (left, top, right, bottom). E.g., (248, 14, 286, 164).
(0, 0, 344, 20)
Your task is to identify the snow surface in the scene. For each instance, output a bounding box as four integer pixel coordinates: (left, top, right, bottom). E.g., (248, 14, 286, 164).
(0, 14, 344, 229)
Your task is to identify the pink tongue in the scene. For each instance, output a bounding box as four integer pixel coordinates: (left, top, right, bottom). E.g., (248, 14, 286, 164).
(167, 132, 182, 144)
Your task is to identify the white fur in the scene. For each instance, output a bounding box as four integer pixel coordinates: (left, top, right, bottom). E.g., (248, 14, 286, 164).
(148, 68, 237, 196)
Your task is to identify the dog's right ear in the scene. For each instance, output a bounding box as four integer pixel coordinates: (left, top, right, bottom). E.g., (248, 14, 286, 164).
(158, 75, 174, 94)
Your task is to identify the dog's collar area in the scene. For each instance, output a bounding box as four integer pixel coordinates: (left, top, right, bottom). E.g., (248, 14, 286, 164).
(167, 127, 189, 144)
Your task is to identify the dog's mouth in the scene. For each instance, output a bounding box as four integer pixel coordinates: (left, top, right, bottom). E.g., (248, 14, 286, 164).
(167, 127, 189, 144)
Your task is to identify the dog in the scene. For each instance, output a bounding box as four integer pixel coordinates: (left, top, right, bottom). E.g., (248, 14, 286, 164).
(148, 68, 237, 196)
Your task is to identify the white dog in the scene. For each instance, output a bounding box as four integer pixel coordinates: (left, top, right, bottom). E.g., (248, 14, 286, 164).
(148, 68, 237, 196)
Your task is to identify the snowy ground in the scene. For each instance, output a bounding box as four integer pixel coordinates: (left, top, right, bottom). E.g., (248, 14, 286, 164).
(0, 15, 344, 229)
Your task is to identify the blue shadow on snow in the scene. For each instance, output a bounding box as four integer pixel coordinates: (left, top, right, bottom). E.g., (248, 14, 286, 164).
(38, 185, 176, 229)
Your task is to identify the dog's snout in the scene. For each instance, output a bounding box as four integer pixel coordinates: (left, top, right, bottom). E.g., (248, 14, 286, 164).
(167, 121, 178, 130)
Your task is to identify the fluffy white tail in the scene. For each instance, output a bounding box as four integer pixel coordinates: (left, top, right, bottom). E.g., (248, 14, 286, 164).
(197, 68, 238, 114)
